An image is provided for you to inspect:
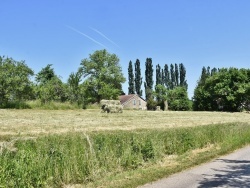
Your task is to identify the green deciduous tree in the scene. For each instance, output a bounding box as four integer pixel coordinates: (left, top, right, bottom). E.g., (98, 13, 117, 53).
(80, 49, 126, 103)
(67, 69, 83, 105)
(37, 77, 68, 104)
(154, 84, 168, 110)
(35, 64, 55, 85)
(35, 64, 67, 104)
(134, 59, 142, 97)
(128, 60, 135, 94)
(168, 86, 191, 111)
(0, 56, 34, 106)
(193, 67, 250, 112)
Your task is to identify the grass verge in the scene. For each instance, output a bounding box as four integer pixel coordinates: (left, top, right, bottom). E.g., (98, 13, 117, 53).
(0, 122, 250, 187)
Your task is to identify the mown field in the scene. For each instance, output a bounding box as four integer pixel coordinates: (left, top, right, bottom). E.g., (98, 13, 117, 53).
(0, 109, 249, 136)
(0, 110, 250, 187)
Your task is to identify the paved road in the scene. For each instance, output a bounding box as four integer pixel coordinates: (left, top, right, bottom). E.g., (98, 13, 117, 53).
(139, 145, 250, 188)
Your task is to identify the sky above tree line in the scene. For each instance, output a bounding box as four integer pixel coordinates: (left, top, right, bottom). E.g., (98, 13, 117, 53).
(1, 0, 250, 98)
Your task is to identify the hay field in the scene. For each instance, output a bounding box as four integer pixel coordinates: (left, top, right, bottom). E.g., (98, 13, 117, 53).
(0, 109, 249, 137)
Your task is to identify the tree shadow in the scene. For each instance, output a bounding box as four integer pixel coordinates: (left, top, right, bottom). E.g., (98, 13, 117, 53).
(197, 159, 250, 188)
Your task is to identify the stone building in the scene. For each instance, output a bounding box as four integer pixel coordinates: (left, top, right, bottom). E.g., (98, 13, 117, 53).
(119, 94, 147, 110)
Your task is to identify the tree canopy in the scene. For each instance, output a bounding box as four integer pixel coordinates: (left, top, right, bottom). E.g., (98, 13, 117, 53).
(80, 49, 126, 103)
(0, 56, 34, 105)
(193, 67, 250, 112)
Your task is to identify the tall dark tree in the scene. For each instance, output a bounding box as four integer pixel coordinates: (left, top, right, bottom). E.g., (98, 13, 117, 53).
(155, 64, 162, 86)
(179, 63, 188, 90)
(170, 64, 175, 89)
(161, 69, 165, 86)
(211, 67, 218, 76)
(175, 63, 179, 86)
(197, 66, 209, 86)
(134, 59, 142, 96)
(164, 64, 170, 89)
(193, 66, 211, 110)
(128, 60, 135, 94)
(144, 58, 154, 100)
(206, 66, 211, 77)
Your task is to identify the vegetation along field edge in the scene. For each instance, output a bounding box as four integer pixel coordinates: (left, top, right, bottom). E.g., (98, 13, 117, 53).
(1, 122, 250, 187)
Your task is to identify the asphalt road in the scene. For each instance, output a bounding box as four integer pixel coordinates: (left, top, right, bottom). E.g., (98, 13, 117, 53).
(139, 145, 250, 188)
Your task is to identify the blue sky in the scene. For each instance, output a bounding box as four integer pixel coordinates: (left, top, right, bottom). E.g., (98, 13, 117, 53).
(1, 0, 250, 98)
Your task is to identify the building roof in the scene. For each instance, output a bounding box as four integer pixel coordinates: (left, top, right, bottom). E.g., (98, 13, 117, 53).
(119, 94, 146, 105)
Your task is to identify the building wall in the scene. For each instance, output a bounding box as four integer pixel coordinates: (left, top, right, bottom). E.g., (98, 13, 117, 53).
(123, 95, 147, 110)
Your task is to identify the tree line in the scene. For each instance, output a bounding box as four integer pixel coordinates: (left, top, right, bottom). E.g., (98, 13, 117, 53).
(0, 50, 125, 108)
(128, 58, 190, 110)
(1, 50, 249, 112)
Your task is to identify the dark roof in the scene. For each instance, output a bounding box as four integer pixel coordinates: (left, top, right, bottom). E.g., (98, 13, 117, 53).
(119, 94, 146, 105)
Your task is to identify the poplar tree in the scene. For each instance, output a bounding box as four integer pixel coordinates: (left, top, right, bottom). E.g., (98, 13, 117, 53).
(134, 59, 142, 96)
(144, 58, 154, 100)
(128, 60, 135, 94)
(179, 63, 188, 90)
(164, 64, 170, 89)
(155, 64, 162, 86)
(161, 69, 164, 86)
(211, 67, 218, 76)
(175, 63, 179, 86)
(170, 64, 175, 89)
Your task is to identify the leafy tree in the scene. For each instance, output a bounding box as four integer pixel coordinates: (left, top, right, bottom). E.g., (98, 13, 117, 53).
(0, 56, 34, 105)
(168, 86, 191, 111)
(134, 59, 142, 96)
(128, 60, 135, 94)
(79, 49, 126, 103)
(193, 67, 250, 111)
(35, 64, 55, 85)
(144, 58, 153, 100)
(154, 84, 168, 110)
(37, 77, 68, 104)
(67, 69, 83, 104)
(35, 64, 67, 103)
(146, 96, 158, 111)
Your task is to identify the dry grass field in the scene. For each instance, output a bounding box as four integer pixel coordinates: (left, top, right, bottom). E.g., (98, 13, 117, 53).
(0, 109, 249, 137)
(1, 109, 250, 187)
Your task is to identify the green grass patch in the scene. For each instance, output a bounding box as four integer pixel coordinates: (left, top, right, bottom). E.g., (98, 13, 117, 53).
(1, 123, 250, 187)
(26, 100, 82, 110)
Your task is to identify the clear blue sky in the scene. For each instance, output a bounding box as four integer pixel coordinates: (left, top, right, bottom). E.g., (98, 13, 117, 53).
(1, 0, 250, 98)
